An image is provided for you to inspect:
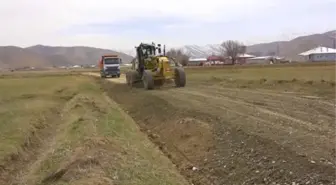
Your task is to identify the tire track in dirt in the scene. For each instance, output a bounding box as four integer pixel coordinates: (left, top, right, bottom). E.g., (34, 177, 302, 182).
(162, 87, 335, 162)
(203, 85, 335, 112)
(159, 88, 318, 133)
(189, 88, 334, 130)
(101, 83, 217, 185)
(102, 81, 335, 185)
(155, 87, 335, 184)
(194, 85, 336, 130)
(181, 90, 317, 128)
(83, 72, 127, 84)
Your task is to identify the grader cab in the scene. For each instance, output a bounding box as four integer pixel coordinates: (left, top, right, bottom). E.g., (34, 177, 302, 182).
(126, 42, 186, 90)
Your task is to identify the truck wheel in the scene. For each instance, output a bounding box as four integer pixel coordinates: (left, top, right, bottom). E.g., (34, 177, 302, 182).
(117, 74, 120, 78)
(143, 70, 154, 90)
(174, 67, 186, 87)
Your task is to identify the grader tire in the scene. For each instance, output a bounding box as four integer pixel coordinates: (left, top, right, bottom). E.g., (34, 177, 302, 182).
(126, 71, 131, 86)
(131, 71, 139, 83)
(126, 71, 139, 87)
(143, 70, 154, 90)
(174, 67, 186, 87)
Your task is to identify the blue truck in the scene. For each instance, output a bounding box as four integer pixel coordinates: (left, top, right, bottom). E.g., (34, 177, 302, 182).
(99, 55, 121, 78)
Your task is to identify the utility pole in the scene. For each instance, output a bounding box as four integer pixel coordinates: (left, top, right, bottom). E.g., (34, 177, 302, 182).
(328, 32, 336, 49)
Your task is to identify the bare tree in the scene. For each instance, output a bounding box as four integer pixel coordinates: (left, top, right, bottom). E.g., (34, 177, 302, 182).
(166, 48, 190, 66)
(220, 40, 246, 65)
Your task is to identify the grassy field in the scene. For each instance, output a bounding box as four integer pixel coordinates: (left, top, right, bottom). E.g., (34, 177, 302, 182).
(0, 75, 188, 185)
(0, 69, 98, 79)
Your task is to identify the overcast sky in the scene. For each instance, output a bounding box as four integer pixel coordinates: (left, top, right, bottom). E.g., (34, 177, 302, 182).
(0, 0, 335, 51)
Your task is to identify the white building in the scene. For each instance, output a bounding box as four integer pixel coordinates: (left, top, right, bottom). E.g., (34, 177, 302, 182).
(72, 65, 81, 68)
(188, 58, 207, 66)
(246, 56, 285, 64)
(299, 46, 336, 62)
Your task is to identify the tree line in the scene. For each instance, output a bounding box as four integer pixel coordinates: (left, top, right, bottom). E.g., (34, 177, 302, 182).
(166, 40, 248, 66)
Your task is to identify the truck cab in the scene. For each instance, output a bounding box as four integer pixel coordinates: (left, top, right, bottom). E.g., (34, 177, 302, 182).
(99, 55, 121, 78)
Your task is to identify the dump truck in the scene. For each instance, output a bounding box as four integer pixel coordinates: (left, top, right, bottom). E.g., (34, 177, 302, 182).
(99, 55, 122, 78)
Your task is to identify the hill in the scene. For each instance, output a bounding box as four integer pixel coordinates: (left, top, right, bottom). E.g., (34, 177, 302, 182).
(180, 30, 336, 60)
(26, 45, 134, 66)
(0, 45, 134, 69)
(1, 30, 335, 68)
(0, 46, 50, 69)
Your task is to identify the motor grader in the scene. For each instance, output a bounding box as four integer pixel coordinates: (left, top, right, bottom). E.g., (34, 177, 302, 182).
(125, 42, 186, 90)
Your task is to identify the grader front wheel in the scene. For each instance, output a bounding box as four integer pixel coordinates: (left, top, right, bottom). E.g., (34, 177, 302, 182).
(126, 71, 139, 88)
(174, 67, 186, 87)
(126, 72, 131, 85)
(142, 70, 154, 90)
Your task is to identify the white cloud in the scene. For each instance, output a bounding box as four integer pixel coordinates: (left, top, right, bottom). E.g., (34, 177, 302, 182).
(0, 0, 335, 50)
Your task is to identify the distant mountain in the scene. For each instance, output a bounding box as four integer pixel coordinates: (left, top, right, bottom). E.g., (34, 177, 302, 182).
(179, 30, 336, 61)
(1, 30, 335, 69)
(26, 45, 134, 66)
(0, 45, 134, 69)
(0, 46, 50, 68)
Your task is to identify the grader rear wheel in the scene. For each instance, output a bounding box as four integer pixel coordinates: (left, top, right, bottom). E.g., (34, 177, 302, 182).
(174, 67, 186, 87)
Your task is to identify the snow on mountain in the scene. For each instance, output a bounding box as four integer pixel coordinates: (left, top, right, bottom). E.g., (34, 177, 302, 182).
(121, 44, 223, 59)
(178, 44, 222, 58)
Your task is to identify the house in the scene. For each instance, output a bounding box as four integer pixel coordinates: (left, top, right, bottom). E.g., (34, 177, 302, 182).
(188, 58, 207, 66)
(299, 46, 336, 62)
(72, 65, 81, 68)
(207, 56, 226, 65)
(246, 56, 285, 64)
(207, 54, 255, 65)
(236, 54, 255, 64)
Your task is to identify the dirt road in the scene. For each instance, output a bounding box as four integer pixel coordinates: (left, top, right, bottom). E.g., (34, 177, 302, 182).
(84, 72, 126, 84)
(91, 72, 336, 185)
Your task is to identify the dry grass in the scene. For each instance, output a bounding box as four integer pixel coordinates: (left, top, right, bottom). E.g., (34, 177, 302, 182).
(0, 68, 99, 79)
(0, 73, 187, 185)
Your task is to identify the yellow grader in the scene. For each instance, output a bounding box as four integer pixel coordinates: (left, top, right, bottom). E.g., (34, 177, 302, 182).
(126, 42, 186, 90)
